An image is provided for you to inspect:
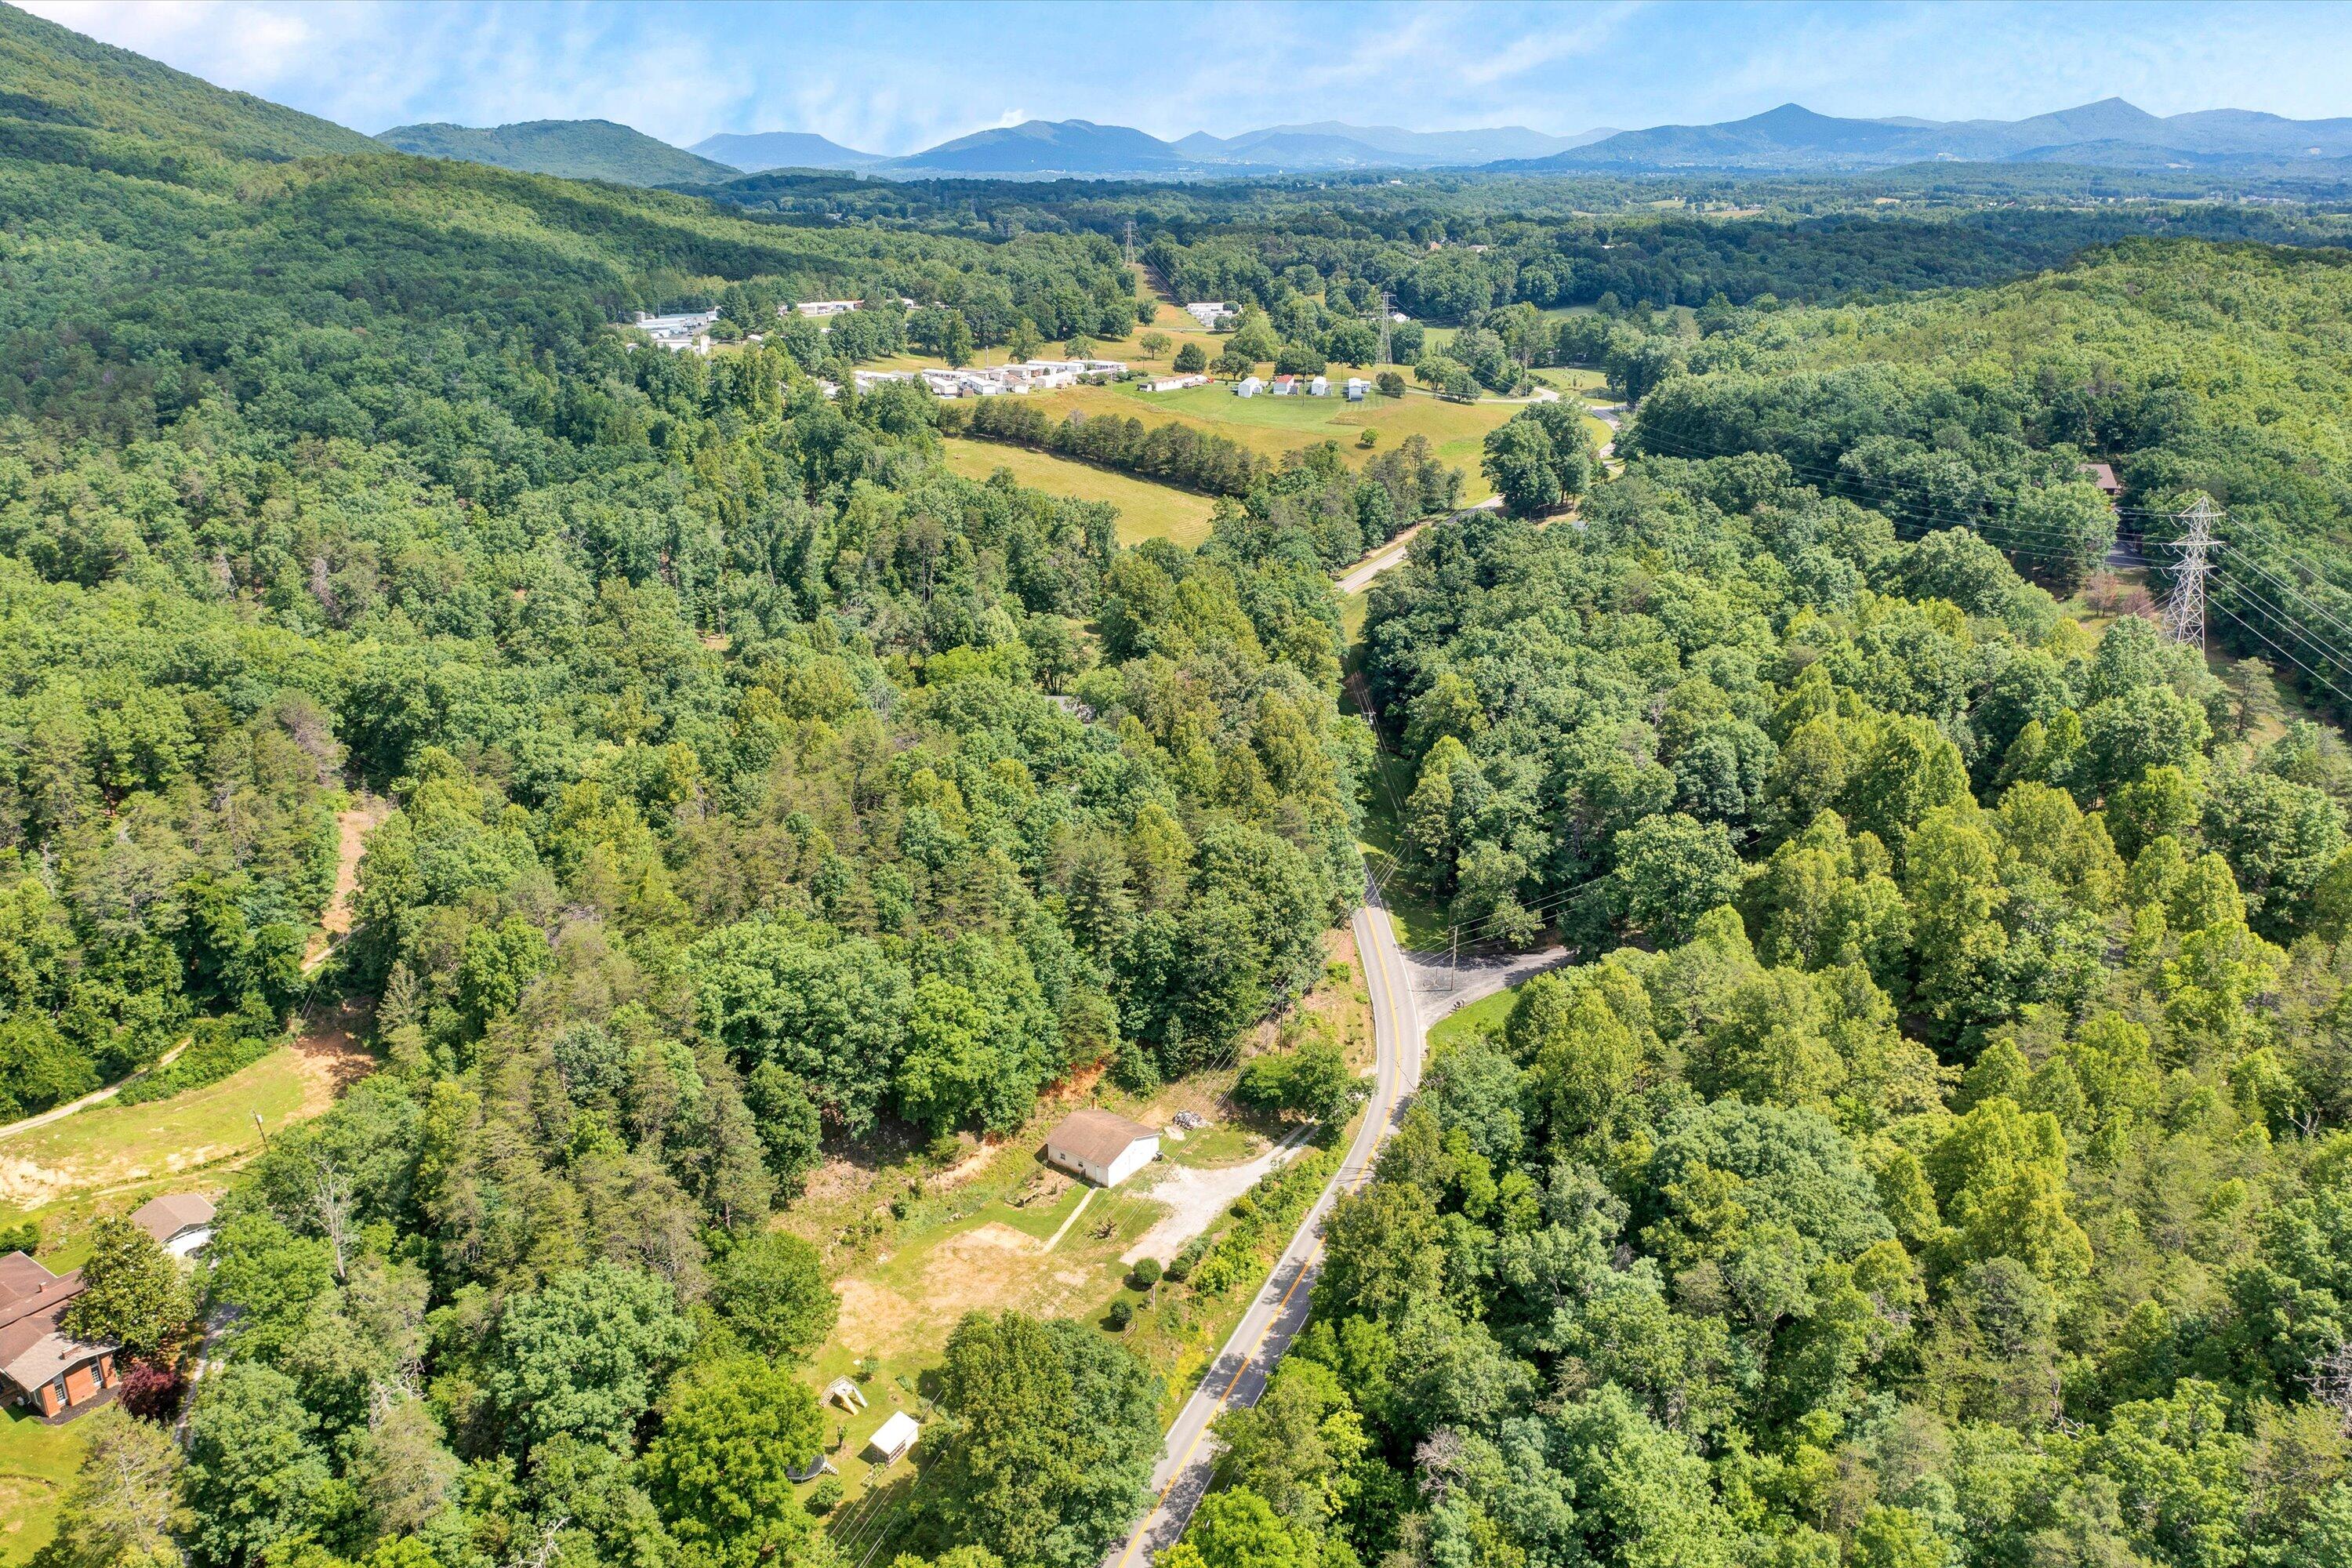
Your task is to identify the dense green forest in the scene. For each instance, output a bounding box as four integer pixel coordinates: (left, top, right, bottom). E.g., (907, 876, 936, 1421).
(13, 9, 2352, 1568)
(1623, 239, 2352, 717)
(0, 9, 1352, 1568)
(1308, 455, 2352, 1568)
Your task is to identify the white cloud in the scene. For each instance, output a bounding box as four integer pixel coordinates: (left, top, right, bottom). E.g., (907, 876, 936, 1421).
(15, 0, 2352, 158)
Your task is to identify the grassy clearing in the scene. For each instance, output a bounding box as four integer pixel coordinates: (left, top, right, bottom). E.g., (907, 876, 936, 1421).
(1022, 381, 1515, 503)
(940, 437, 1218, 547)
(0, 1409, 82, 1567)
(784, 931, 1374, 1536)
(0, 1046, 325, 1268)
(1427, 982, 1526, 1058)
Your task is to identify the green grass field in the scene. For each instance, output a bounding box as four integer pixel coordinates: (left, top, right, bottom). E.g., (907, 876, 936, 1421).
(0, 1047, 319, 1269)
(1427, 983, 1526, 1058)
(941, 438, 1218, 547)
(0, 1408, 82, 1566)
(1025, 380, 1515, 503)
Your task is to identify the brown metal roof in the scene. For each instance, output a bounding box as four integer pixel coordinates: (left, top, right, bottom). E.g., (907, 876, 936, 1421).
(129, 1192, 216, 1244)
(1045, 1109, 1157, 1168)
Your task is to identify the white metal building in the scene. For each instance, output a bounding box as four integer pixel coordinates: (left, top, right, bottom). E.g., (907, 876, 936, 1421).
(1044, 1109, 1160, 1188)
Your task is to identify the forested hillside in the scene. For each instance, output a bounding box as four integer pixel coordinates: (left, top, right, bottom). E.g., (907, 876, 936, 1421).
(0, 12, 1358, 1568)
(1306, 454, 2352, 1568)
(376, 120, 744, 187)
(13, 9, 2352, 1568)
(1626, 240, 2352, 718)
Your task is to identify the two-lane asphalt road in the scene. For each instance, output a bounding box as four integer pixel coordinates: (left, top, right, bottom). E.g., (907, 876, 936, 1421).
(1103, 882, 1423, 1568)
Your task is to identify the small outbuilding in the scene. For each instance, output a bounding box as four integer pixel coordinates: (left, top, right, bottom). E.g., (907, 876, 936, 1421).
(1345, 377, 1369, 401)
(1308, 376, 1330, 397)
(130, 1193, 216, 1259)
(2079, 461, 2122, 498)
(1236, 376, 1262, 398)
(1044, 1109, 1160, 1188)
(866, 1410, 920, 1466)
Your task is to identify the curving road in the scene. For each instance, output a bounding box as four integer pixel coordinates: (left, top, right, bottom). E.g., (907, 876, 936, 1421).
(1103, 884, 1423, 1568)
(1104, 510, 1447, 1568)
(1105, 888, 1421, 1561)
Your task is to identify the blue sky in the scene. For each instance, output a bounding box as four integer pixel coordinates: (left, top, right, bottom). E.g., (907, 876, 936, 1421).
(22, 0, 2352, 154)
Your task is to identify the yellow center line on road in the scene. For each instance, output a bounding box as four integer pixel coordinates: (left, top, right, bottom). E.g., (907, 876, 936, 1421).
(1112, 1232, 1329, 1568)
(1112, 899, 1414, 1568)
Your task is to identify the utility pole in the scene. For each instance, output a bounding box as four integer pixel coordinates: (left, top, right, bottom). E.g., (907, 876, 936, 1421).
(1377, 289, 1392, 368)
(1448, 924, 1457, 993)
(2156, 494, 2222, 652)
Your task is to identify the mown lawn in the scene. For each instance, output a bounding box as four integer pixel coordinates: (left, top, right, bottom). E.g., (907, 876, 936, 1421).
(1426, 982, 1526, 1057)
(0, 1407, 85, 1567)
(940, 438, 1217, 547)
(1022, 380, 1515, 503)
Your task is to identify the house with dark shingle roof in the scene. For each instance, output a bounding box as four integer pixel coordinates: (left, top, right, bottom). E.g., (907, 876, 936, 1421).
(0, 1251, 118, 1419)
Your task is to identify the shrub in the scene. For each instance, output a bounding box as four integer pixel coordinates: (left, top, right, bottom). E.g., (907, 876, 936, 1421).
(118, 1359, 186, 1422)
(807, 1476, 844, 1514)
(118, 1025, 273, 1108)
(1106, 1300, 1133, 1331)
(1130, 1258, 1163, 1290)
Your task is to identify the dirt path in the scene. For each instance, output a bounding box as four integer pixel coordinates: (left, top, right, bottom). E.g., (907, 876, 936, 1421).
(303, 797, 390, 975)
(0, 1036, 191, 1143)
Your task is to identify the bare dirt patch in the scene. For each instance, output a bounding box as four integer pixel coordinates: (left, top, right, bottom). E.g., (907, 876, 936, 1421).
(289, 999, 378, 1115)
(303, 797, 390, 973)
(1120, 1134, 1309, 1267)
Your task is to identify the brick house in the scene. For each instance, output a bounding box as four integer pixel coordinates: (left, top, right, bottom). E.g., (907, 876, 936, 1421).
(0, 1251, 118, 1419)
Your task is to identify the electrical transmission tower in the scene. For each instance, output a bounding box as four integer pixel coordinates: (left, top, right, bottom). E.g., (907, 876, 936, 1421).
(1123, 219, 1136, 266)
(1377, 288, 1392, 367)
(2156, 494, 2223, 652)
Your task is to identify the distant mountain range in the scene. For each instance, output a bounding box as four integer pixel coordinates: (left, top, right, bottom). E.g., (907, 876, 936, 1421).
(376, 119, 742, 184)
(689, 131, 883, 172)
(1490, 99, 2352, 172)
(372, 99, 2352, 189)
(681, 119, 1610, 178)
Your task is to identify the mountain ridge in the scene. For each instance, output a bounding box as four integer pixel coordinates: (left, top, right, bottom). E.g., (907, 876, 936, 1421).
(376, 118, 741, 185)
(1491, 96, 2352, 172)
(689, 130, 883, 172)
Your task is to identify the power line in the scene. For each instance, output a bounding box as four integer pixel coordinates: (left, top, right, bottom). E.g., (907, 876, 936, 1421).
(2207, 600, 2352, 717)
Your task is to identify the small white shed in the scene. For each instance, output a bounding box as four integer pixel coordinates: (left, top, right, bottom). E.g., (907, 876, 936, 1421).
(1345, 377, 1369, 401)
(865, 1410, 920, 1465)
(1236, 376, 1262, 398)
(1308, 376, 1330, 397)
(1044, 1109, 1160, 1188)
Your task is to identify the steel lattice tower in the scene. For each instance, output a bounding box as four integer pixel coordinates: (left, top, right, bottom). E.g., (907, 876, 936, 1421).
(2158, 494, 2222, 652)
